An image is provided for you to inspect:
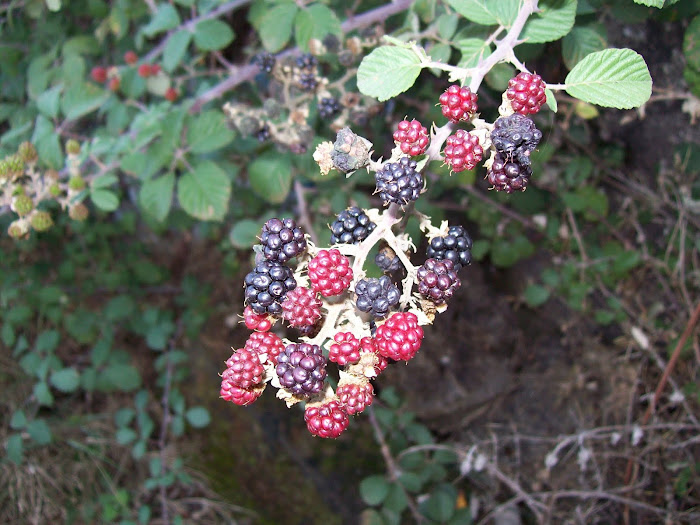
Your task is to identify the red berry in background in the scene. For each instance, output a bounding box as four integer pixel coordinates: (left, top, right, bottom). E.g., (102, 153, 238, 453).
(224, 348, 264, 389)
(329, 332, 361, 366)
(443, 129, 483, 173)
(108, 76, 121, 92)
(506, 72, 546, 115)
(151, 64, 161, 75)
(164, 87, 179, 102)
(375, 312, 424, 362)
(90, 66, 107, 83)
(244, 331, 284, 365)
(137, 64, 152, 77)
(304, 399, 349, 438)
(220, 369, 265, 405)
(439, 84, 478, 123)
(393, 118, 429, 156)
(336, 377, 374, 416)
(281, 286, 322, 328)
(359, 336, 388, 376)
(242, 305, 273, 332)
(307, 248, 353, 297)
(124, 50, 138, 65)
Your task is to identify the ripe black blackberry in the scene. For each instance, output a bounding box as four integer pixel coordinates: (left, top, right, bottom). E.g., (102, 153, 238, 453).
(426, 225, 473, 270)
(355, 275, 401, 319)
(318, 97, 341, 119)
(375, 156, 423, 205)
(329, 206, 376, 244)
(322, 34, 341, 53)
(490, 114, 542, 166)
(260, 217, 307, 263)
(298, 72, 319, 92)
(375, 246, 402, 273)
(253, 52, 276, 73)
(276, 342, 327, 396)
(256, 124, 270, 142)
(296, 53, 318, 70)
(417, 258, 461, 305)
(487, 152, 532, 193)
(244, 260, 297, 317)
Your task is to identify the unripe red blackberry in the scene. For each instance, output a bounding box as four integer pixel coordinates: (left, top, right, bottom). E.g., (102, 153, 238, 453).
(426, 225, 473, 270)
(164, 87, 178, 102)
(242, 305, 274, 332)
(329, 206, 376, 245)
(443, 130, 483, 172)
(337, 376, 374, 415)
(243, 260, 297, 317)
(439, 84, 478, 122)
(417, 258, 461, 304)
(329, 332, 361, 366)
(393, 119, 429, 156)
(507, 72, 547, 115)
(490, 113, 542, 167)
(375, 312, 424, 362)
(276, 343, 327, 397)
(244, 331, 284, 365)
(487, 152, 532, 193)
(224, 348, 264, 389)
(137, 63, 152, 77)
(304, 399, 349, 438)
(375, 156, 423, 205)
(307, 248, 353, 297)
(355, 276, 400, 319)
(260, 217, 307, 263)
(220, 370, 265, 406)
(360, 336, 388, 376)
(108, 77, 121, 92)
(281, 286, 322, 328)
(91, 66, 107, 83)
(124, 50, 138, 65)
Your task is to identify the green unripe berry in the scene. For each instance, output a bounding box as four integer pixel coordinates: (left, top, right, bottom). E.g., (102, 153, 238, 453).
(68, 175, 86, 191)
(45, 169, 59, 181)
(48, 183, 61, 197)
(18, 142, 38, 164)
(65, 139, 81, 155)
(12, 194, 34, 217)
(6, 155, 25, 178)
(8, 220, 29, 239)
(30, 211, 53, 232)
(69, 202, 89, 221)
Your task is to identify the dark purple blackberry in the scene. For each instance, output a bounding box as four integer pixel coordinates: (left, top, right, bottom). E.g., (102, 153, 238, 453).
(375, 157, 423, 205)
(296, 53, 318, 70)
(253, 52, 276, 73)
(275, 342, 327, 396)
(490, 113, 542, 167)
(260, 217, 307, 263)
(375, 247, 402, 273)
(329, 206, 376, 244)
(417, 258, 460, 304)
(244, 260, 297, 317)
(318, 97, 341, 119)
(426, 225, 473, 270)
(355, 276, 400, 319)
(298, 72, 319, 92)
(487, 152, 532, 193)
(322, 34, 341, 53)
(256, 124, 270, 142)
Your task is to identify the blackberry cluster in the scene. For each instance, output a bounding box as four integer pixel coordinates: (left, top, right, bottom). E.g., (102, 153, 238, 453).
(318, 97, 341, 119)
(375, 157, 423, 205)
(253, 52, 276, 73)
(296, 53, 318, 70)
(244, 260, 297, 316)
(275, 343, 327, 396)
(298, 72, 319, 92)
(490, 113, 542, 167)
(487, 152, 532, 193)
(355, 276, 401, 319)
(375, 247, 402, 273)
(260, 217, 307, 263)
(426, 225, 473, 270)
(256, 124, 270, 142)
(417, 258, 461, 304)
(329, 206, 376, 244)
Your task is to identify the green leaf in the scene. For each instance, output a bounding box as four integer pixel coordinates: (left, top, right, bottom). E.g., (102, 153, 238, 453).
(259, 4, 298, 52)
(684, 15, 700, 72)
(294, 4, 341, 51)
(359, 475, 390, 506)
(247, 151, 292, 204)
(545, 88, 558, 112)
(562, 26, 607, 70)
(35, 329, 60, 353)
(37, 85, 63, 119)
(7, 434, 23, 464)
(27, 419, 53, 445)
(163, 30, 192, 72)
(102, 363, 142, 391)
(383, 482, 409, 514)
(357, 47, 422, 101)
(229, 219, 260, 248)
(521, 0, 577, 44)
(139, 173, 175, 222)
(524, 284, 550, 307)
(194, 19, 235, 51)
(186, 110, 235, 153)
(32, 115, 64, 169)
(91, 189, 120, 212)
(33, 381, 54, 406)
(177, 161, 231, 221)
(428, 43, 452, 76)
(633, 0, 664, 6)
(564, 48, 652, 108)
(185, 406, 211, 428)
(456, 38, 492, 69)
(446, 0, 518, 25)
(10, 410, 27, 430)
(91, 173, 118, 189)
(142, 3, 181, 37)
(50, 367, 80, 392)
(420, 483, 457, 522)
(116, 427, 138, 445)
(61, 82, 109, 121)
(437, 13, 458, 39)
